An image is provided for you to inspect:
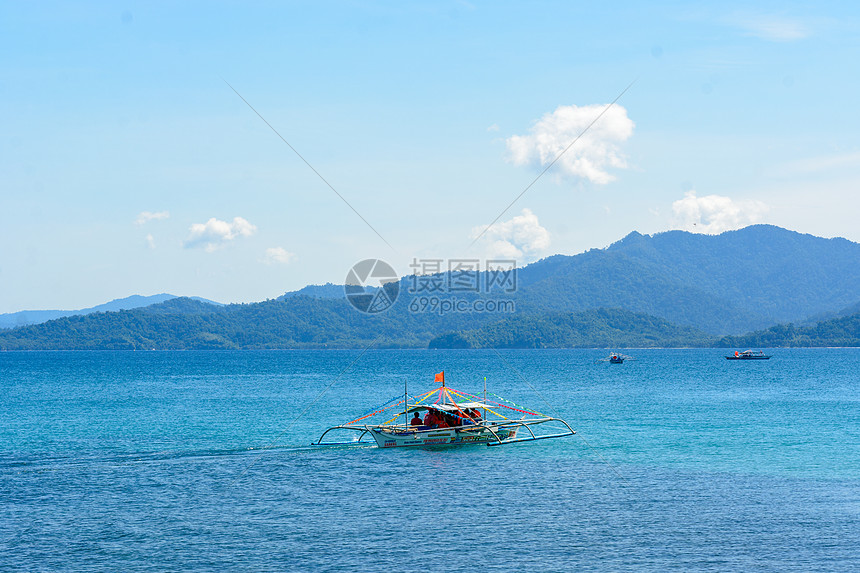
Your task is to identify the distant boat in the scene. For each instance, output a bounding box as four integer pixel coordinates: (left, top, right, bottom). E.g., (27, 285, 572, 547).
(597, 353, 631, 364)
(725, 350, 771, 360)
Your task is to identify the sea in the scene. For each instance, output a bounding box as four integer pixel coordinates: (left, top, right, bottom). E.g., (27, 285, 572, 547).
(1, 348, 858, 571)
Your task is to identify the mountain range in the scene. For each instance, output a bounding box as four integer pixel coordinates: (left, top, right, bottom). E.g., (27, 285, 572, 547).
(1, 225, 858, 350)
(0, 294, 222, 330)
(508, 224, 860, 334)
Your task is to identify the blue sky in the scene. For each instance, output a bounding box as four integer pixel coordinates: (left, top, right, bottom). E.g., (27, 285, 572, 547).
(2, 1, 859, 312)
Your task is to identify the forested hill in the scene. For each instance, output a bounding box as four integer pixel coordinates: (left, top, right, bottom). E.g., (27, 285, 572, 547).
(428, 308, 711, 349)
(427, 309, 860, 349)
(716, 313, 860, 347)
(510, 225, 860, 334)
(0, 296, 480, 350)
(0, 293, 221, 329)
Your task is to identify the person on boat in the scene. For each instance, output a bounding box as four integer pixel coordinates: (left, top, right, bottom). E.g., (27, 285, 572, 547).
(735, 351, 739, 357)
(423, 409, 436, 428)
(411, 411, 422, 426)
(436, 414, 450, 429)
(470, 408, 482, 421)
(459, 409, 474, 425)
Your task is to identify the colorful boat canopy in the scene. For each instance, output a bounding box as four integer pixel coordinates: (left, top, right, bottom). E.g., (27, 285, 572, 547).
(407, 402, 488, 413)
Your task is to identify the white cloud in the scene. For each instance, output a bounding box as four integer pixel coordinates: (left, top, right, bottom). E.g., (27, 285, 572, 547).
(471, 208, 550, 260)
(184, 217, 257, 251)
(506, 103, 634, 184)
(262, 247, 295, 265)
(487, 123, 500, 132)
(728, 13, 810, 41)
(135, 211, 170, 226)
(672, 191, 769, 234)
(145, 233, 156, 249)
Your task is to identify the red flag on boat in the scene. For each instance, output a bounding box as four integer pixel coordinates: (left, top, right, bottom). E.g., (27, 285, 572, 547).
(434, 371, 444, 384)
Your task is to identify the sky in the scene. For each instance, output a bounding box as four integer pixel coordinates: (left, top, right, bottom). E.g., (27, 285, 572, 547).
(2, 1, 860, 313)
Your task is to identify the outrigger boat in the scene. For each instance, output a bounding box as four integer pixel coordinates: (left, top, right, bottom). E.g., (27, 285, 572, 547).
(313, 372, 575, 448)
(725, 350, 771, 360)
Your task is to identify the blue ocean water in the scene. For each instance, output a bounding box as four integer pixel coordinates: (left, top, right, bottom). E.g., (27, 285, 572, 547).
(1, 348, 858, 571)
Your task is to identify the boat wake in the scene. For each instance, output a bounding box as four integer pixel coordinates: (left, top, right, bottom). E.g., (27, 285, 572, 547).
(0, 444, 327, 474)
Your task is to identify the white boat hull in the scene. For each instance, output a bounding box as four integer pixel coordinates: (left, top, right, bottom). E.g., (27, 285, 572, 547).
(369, 425, 517, 448)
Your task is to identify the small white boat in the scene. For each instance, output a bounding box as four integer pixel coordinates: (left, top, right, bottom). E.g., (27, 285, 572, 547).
(313, 372, 575, 448)
(596, 353, 633, 364)
(726, 350, 771, 360)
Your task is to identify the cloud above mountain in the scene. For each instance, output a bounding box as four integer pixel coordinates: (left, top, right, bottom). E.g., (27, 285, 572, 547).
(506, 103, 634, 184)
(262, 247, 295, 265)
(672, 191, 768, 234)
(471, 208, 550, 260)
(184, 217, 257, 252)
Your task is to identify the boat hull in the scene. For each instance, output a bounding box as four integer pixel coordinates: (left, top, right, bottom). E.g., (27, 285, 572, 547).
(369, 425, 517, 448)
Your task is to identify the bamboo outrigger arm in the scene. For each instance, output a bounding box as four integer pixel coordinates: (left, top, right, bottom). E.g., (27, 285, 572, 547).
(484, 417, 576, 446)
(313, 425, 374, 446)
